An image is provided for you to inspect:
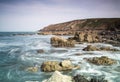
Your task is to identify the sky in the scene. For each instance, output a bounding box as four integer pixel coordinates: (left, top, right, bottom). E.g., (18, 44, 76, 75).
(0, 0, 120, 32)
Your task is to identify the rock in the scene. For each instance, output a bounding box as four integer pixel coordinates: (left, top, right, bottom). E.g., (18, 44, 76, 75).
(86, 56, 117, 65)
(73, 75, 89, 82)
(42, 71, 72, 82)
(90, 77, 108, 82)
(51, 36, 75, 47)
(73, 75, 108, 82)
(37, 49, 44, 53)
(25, 67, 38, 72)
(72, 31, 100, 43)
(41, 61, 62, 72)
(83, 45, 119, 51)
(83, 45, 100, 51)
(41, 60, 80, 72)
(60, 60, 72, 68)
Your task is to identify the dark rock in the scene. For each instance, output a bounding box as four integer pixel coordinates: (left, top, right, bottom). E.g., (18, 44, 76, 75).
(37, 49, 44, 53)
(73, 75, 89, 82)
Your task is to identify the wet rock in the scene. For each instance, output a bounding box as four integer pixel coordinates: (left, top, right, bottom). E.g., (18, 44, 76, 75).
(86, 56, 117, 65)
(90, 75, 108, 82)
(73, 75, 89, 82)
(41, 61, 62, 72)
(25, 67, 38, 72)
(51, 36, 75, 47)
(60, 60, 72, 68)
(37, 49, 44, 53)
(83, 45, 119, 51)
(42, 71, 72, 82)
(41, 60, 80, 72)
(50, 49, 68, 53)
(83, 45, 100, 51)
(73, 75, 108, 82)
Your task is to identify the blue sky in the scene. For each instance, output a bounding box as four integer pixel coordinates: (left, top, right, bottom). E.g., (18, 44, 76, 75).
(0, 0, 120, 31)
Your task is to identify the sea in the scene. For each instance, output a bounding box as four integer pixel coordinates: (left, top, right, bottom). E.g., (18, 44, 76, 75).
(0, 32, 120, 82)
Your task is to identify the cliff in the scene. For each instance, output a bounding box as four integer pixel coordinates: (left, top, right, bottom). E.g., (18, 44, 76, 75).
(39, 18, 120, 34)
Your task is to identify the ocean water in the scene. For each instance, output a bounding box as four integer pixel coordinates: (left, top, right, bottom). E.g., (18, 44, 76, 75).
(0, 32, 120, 82)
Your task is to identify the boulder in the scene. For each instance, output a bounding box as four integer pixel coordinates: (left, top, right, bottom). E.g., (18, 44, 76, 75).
(42, 71, 72, 82)
(51, 36, 75, 47)
(86, 56, 117, 65)
(83, 45, 100, 51)
(41, 61, 62, 72)
(41, 60, 80, 72)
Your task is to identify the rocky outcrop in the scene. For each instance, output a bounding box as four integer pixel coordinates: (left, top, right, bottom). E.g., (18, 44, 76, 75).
(69, 31, 101, 43)
(42, 71, 72, 82)
(83, 45, 119, 51)
(86, 56, 117, 65)
(41, 60, 80, 72)
(51, 36, 75, 47)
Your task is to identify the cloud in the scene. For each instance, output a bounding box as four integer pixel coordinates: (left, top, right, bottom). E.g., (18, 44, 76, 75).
(0, 0, 120, 31)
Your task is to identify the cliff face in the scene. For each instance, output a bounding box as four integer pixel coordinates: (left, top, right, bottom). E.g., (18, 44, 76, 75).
(39, 18, 120, 32)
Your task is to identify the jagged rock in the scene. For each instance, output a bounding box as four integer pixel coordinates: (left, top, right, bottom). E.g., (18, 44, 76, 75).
(83, 45, 119, 51)
(73, 75, 89, 82)
(86, 56, 117, 65)
(37, 49, 44, 53)
(42, 71, 72, 82)
(73, 75, 108, 82)
(51, 36, 75, 47)
(25, 67, 38, 72)
(72, 31, 100, 43)
(41, 60, 80, 72)
(90, 76, 108, 82)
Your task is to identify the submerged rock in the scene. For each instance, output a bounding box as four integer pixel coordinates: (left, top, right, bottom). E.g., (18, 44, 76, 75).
(83, 45, 119, 51)
(37, 49, 44, 53)
(51, 36, 75, 47)
(86, 56, 117, 65)
(41, 60, 80, 72)
(25, 66, 38, 72)
(42, 71, 72, 82)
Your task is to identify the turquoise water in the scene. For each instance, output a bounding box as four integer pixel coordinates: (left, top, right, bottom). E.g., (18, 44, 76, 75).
(0, 32, 120, 82)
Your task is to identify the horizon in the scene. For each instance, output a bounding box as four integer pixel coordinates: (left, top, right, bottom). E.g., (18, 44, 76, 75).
(0, 0, 120, 32)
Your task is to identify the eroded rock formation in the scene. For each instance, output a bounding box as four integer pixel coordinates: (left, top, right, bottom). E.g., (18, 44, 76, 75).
(51, 36, 75, 47)
(41, 60, 80, 72)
